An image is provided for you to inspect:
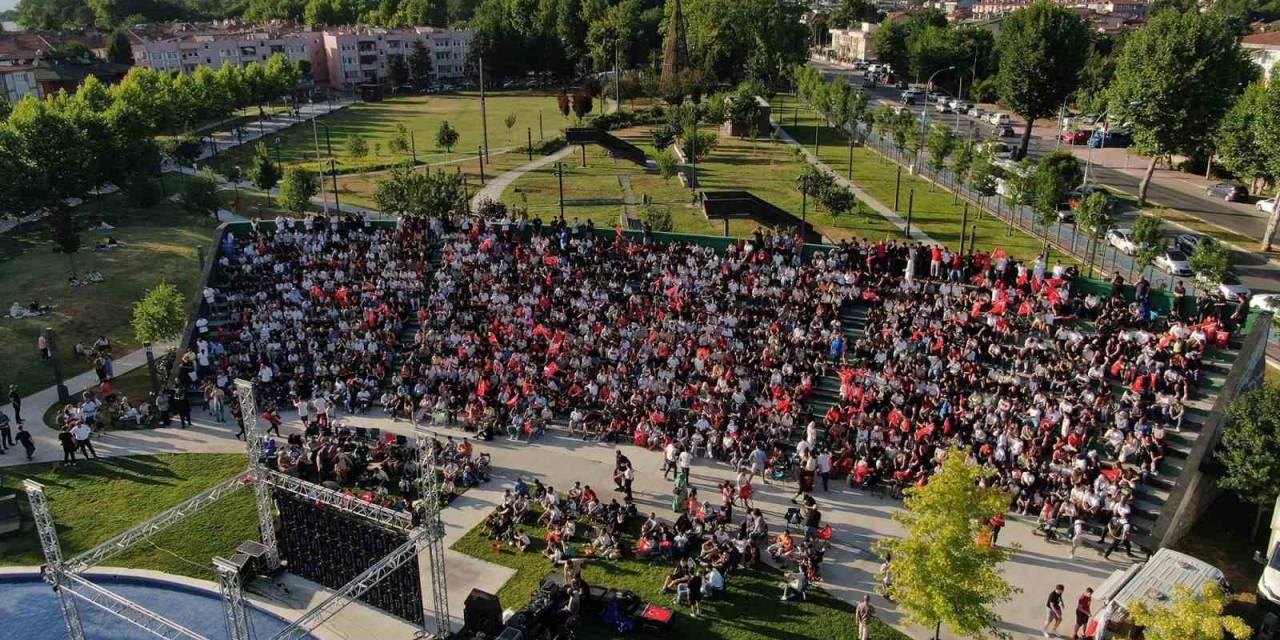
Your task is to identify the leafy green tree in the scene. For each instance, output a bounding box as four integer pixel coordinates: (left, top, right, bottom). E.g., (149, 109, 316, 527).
(795, 167, 834, 221)
(106, 28, 133, 64)
(132, 282, 188, 345)
(952, 140, 975, 187)
(1107, 9, 1253, 205)
(967, 144, 998, 196)
(373, 166, 467, 217)
(390, 123, 411, 154)
(996, 2, 1091, 159)
(278, 167, 318, 214)
(1189, 238, 1233, 288)
(1030, 150, 1082, 248)
(819, 183, 857, 217)
(829, 0, 883, 28)
(347, 132, 369, 158)
(654, 148, 679, 181)
(641, 204, 674, 231)
(504, 112, 517, 142)
(408, 39, 434, 88)
(1129, 582, 1251, 640)
(726, 87, 765, 139)
(182, 170, 221, 218)
(1075, 191, 1115, 276)
(388, 53, 409, 88)
(436, 120, 459, 154)
(1130, 215, 1164, 279)
(925, 123, 955, 177)
(678, 130, 717, 163)
(1218, 73, 1280, 250)
(875, 448, 1015, 640)
(49, 208, 82, 275)
(1219, 383, 1280, 540)
(247, 141, 281, 201)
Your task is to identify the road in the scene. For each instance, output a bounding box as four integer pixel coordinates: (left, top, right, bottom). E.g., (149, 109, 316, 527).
(807, 58, 1279, 296)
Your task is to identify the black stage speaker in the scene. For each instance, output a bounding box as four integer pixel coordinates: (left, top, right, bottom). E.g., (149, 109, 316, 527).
(464, 588, 504, 636)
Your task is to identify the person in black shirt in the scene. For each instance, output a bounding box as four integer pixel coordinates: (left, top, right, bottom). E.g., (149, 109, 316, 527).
(1044, 584, 1065, 638)
(804, 506, 823, 542)
(686, 570, 703, 617)
(9, 384, 21, 424)
(15, 424, 35, 460)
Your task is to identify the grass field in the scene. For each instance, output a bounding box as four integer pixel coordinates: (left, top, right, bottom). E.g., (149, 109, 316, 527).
(333, 147, 532, 210)
(452, 517, 907, 640)
(0, 178, 218, 398)
(0, 454, 256, 581)
(772, 94, 1085, 265)
(206, 92, 575, 176)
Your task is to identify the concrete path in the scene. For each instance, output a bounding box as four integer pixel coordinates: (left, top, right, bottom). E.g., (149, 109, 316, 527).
(774, 122, 936, 244)
(470, 146, 575, 210)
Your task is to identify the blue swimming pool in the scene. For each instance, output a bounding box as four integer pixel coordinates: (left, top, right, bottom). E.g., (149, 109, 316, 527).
(0, 573, 308, 640)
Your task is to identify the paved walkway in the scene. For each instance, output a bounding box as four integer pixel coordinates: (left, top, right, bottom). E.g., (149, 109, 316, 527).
(470, 146, 575, 210)
(774, 123, 936, 244)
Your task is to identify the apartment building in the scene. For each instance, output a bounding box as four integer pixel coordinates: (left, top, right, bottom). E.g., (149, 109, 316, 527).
(321, 27, 471, 90)
(828, 22, 879, 62)
(0, 65, 39, 102)
(1242, 31, 1280, 83)
(129, 24, 472, 90)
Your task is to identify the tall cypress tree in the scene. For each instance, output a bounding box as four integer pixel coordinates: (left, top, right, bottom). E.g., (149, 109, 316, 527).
(659, 0, 690, 103)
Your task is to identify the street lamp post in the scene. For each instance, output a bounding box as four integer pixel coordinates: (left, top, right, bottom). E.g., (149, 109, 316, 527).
(44, 328, 69, 402)
(917, 66, 955, 172)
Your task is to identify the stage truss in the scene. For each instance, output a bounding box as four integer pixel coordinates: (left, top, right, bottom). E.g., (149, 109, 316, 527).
(22, 378, 451, 640)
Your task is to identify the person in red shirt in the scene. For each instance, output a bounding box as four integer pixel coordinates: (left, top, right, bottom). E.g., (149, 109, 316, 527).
(1072, 587, 1093, 640)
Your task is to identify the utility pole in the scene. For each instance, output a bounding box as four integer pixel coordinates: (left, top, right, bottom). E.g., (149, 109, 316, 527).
(527, 128, 533, 162)
(479, 54, 490, 162)
(847, 133, 854, 180)
(478, 146, 486, 185)
(960, 202, 969, 253)
(411, 130, 417, 164)
(894, 165, 902, 210)
(906, 189, 915, 236)
(614, 37, 622, 114)
(330, 158, 341, 213)
(539, 111, 544, 141)
(557, 162, 565, 220)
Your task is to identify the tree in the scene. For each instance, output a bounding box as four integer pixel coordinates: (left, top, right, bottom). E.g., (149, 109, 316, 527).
(247, 141, 281, 202)
(1075, 191, 1116, 276)
(796, 167, 834, 221)
(106, 28, 133, 64)
(436, 120, 459, 154)
(1130, 214, 1164, 279)
(996, 3, 1091, 159)
(132, 282, 188, 345)
(372, 166, 467, 217)
(659, 0, 691, 103)
(952, 140, 975, 187)
(1129, 582, 1251, 640)
(347, 132, 369, 158)
(641, 204, 674, 231)
(654, 148, 679, 181)
(390, 123, 410, 154)
(830, 0, 883, 28)
(1106, 9, 1253, 205)
(1189, 238, 1233, 290)
(925, 123, 955, 178)
(408, 39, 434, 89)
(1218, 73, 1280, 250)
(572, 86, 594, 120)
(278, 167, 318, 214)
(504, 112, 517, 142)
(182, 170, 221, 218)
(820, 184, 857, 217)
(388, 54, 409, 88)
(726, 88, 764, 139)
(556, 89, 571, 118)
(678, 130, 717, 163)
(49, 208, 82, 275)
(1030, 150, 1082, 249)
(968, 145, 998, 196)
(1220, 383, 1280, 540)
(875, 448, 1014, 639)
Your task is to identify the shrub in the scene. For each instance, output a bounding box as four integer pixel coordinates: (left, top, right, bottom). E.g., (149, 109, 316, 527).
(640, 204, 674, 232)
(523, 136, 567, 156)
(650, 125, 678, 150)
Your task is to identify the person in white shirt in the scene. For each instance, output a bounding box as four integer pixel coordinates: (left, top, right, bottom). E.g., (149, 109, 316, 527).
(677, 449, 693, 483)
(70, 422, 98, 459)
(663, 442, 678, 481)
(294, 397, 311, 426)
(816, 449, 833, 492)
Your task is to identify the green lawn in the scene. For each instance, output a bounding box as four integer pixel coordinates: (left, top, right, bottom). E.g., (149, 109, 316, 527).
(0, 178, 218, 398)
(206, 91, 574, 176)
(772, 94, 1082, 265)
(0, 454, 256, 581)
(452, 517, 906, 640)
(335, 147, 532, 211)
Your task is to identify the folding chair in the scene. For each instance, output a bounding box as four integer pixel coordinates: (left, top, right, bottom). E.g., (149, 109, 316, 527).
(674, 583, 690, 605)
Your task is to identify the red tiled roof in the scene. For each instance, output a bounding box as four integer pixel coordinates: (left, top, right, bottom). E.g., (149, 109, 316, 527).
(1242, 31, 1280, 47)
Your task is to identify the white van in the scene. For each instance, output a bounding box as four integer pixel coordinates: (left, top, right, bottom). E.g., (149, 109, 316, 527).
(1087, 549, 1229, 639)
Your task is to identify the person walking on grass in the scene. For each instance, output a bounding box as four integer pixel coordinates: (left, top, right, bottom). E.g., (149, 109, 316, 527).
(1044, 584, 1065, 638)
(856, 594, 875, 640)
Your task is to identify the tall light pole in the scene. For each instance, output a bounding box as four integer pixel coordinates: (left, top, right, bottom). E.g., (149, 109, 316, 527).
(917, 66, 954, 172)
(479, 54, 490, 162)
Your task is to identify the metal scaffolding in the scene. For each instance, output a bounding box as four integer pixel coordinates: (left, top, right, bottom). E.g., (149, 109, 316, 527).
(234, 378, 281, 572)
(269, 529, 427, 640)
(58, 571, 206, 640)
(262, 467, 413, 533)
(24, 480, 85, 640)
(215, 556, 252, 640)
(415, 425, 451, 638)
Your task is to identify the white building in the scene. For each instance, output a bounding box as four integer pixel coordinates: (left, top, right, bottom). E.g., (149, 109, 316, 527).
(321, 27, 471, 90)
(0, 65, 40, 102)
(1243, 31, 1280, 83)
(828, 22, 879, 62)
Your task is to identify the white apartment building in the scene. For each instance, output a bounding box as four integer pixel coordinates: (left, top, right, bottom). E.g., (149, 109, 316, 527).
(129, 25, 472, 90)
(828, 22, 879, 62)
(321, 27, 471, 90)
(1243, 31, 1280, 83)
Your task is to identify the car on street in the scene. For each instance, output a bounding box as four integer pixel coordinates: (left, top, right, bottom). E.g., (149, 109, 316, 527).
(1155, 248, 1193, 277)
(1206, 182, 1247, 202)
(1174, 233, 1215, 257)
(997, 124, 1016, 138)
(1087, 129, 1132, 148)
(952, 101, 973, 113)
(934, 102, 952, 113)
(1256, 197, 1277, 213)
(1055, 202, 1075, 223)
(1197, 272, 1252, 301)
(981, 141, 1015, 160)
(1251, 293, 1280, 313)
(862, 77, 878, 88)
(987, 112, 1011, 125)
(964, 105, 984, 118)
(901, 89, 921, 105)
(1107, 228, 1137, 255)
(1067, 185, 1108, 209)
(1062, 129, 1092, 145)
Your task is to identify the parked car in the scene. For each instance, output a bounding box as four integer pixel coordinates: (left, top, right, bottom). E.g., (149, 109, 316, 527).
(1087, 129, 1132, 148)
(1055, 202, 1075, 223)
(862, 77, 879, 88)
(1089, 549, 1228, 640)
(1196, 271, 1251, 301)
(987, 112, 1011, 125)
(1155, 248, 1193, 277)
(1107, 228, 1137, 255)
(1251, 293, 1280, 313)
(934, 102, 952, 113)
(901, 89, 921, 105)
(1061, 129, 1092, 145)
(981, 141, 1014, 160)
(997, 124, 1016, 138)
(1206, 182, 1247, 202)
(952, 101, 973, 113)
(1067, 185, 1107, 209)
(1174, 233, 1214, 257)
(1256, 197, 1277, 213)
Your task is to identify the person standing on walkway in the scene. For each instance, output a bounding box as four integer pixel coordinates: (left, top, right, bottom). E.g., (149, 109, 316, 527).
(173, 391, 192, 428)
(662, 441, 678, 481)
(817, 448, 832, 492)
(9, 385, 21, 424)
(856, 594, 875, 640)
(71, 422, 98, 460)
(0, 409, 12, 452)
(1072, 587, 1093, 640)
(1044, 584, 1065, 638)
(620, 461, 634, 501)
(59, 428, 77, 465)
(156, 390, 171, 426)
(15, 424, 35, 460)
(208, 385, 226, 423)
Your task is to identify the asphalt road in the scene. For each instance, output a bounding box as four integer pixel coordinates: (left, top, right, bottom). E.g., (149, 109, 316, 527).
(807, 59, 1279, 295)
